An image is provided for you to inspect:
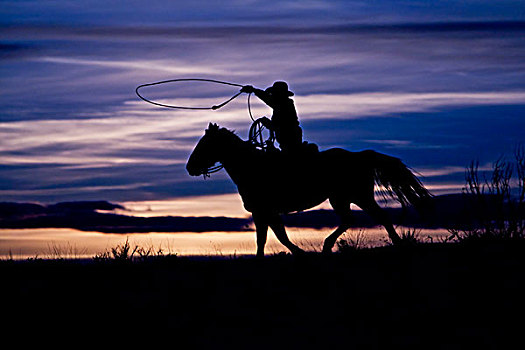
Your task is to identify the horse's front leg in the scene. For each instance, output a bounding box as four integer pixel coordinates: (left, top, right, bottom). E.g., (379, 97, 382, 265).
(268, 214, 305, 255)
(252, 212, 269, 258)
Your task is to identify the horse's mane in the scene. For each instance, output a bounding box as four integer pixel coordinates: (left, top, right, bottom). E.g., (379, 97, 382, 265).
(215, 126, 263, 155)
(217, 127, 240, 141)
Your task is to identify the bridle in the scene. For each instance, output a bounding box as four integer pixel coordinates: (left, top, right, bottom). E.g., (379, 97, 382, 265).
(201, 164, 224, 179)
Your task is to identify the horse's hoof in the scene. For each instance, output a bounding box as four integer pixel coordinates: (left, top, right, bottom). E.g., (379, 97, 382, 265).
(322, 249, 333, 255)
(322, 244, 333, 254)
(391, 239, 403, 246)
(292, 248, 306, 256)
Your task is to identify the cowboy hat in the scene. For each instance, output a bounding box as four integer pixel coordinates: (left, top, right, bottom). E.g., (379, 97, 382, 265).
(265, 81, 294, 96)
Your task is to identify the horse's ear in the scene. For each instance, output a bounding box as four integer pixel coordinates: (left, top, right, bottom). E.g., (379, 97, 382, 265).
(206, 123, 219, 135)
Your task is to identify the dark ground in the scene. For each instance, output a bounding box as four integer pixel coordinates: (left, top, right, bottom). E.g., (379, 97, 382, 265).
(2, 241, 525, 348)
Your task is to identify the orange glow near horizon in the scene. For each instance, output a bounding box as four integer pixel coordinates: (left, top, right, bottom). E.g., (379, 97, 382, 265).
(113, 183, 460, 219)
(118, 194, 248, 218)
(0, 227, 449, 260)
(117, 194, 336, 218)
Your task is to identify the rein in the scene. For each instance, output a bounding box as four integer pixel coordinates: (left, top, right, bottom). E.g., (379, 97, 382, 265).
(202, 164, 224, 179)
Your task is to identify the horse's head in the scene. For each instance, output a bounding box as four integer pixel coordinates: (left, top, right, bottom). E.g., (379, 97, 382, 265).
(186, 123, 224, 177)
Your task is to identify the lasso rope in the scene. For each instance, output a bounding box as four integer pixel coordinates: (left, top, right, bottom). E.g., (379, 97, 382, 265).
(135, 78, 244, 110)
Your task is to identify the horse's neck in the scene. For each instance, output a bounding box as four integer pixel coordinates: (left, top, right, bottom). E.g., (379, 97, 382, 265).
(219, 137, 254, 185)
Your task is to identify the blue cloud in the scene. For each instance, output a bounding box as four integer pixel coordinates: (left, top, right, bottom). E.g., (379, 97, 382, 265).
(1, 2, 525, 204)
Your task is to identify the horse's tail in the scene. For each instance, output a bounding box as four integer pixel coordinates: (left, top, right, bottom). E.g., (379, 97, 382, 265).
(367, 150, 432, 208)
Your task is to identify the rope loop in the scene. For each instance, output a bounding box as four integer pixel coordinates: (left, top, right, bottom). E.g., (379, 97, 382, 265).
(135, 78, 243, 110)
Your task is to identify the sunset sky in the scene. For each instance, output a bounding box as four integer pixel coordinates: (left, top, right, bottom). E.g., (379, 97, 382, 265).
(2, 1, 525, 217)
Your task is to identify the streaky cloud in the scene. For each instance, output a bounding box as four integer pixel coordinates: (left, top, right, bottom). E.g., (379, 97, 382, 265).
(1, 194, 514, 233)
(3, 21, 525, 40)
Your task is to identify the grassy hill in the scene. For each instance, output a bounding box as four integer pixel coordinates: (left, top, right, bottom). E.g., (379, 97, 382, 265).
(2, 240, 524, 348)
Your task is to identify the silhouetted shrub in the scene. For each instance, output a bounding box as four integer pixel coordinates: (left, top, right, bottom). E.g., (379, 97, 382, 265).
(93, 238, 177, 263)
(448, 146, 525, 242)
(399, 227, 422, 245)
(337, 230, 366, 253)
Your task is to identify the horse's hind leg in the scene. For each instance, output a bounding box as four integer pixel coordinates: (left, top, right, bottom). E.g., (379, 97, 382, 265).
(323, 197, 352, 253)
(267, 214, 305, 255)
(357, 198, 402, 245)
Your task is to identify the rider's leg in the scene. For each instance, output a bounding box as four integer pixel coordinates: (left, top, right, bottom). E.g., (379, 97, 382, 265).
(275, 126, 303, 152)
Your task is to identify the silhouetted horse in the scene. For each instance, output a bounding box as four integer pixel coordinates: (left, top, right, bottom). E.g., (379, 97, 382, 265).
(187, 123, 431, 257)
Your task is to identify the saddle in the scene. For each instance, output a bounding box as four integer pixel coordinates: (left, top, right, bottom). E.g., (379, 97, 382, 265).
(301, 141, 319, 154)
(260, 141, 319, 166)
(249, 117, 318, 157)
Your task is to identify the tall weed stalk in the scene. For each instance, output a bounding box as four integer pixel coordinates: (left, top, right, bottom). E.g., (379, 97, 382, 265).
(449, 146, 525, 242)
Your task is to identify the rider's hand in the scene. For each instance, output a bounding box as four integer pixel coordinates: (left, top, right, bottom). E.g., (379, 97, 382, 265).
(261, 117, 272, 128)
(241, 85, 254, 93)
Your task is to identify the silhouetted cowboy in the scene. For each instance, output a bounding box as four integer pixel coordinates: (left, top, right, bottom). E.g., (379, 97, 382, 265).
(241, 81, 303, 152)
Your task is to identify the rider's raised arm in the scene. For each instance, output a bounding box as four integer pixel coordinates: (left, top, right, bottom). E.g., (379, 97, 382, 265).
(242, 85, 276, 108)
(252, 88, 276, 108)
